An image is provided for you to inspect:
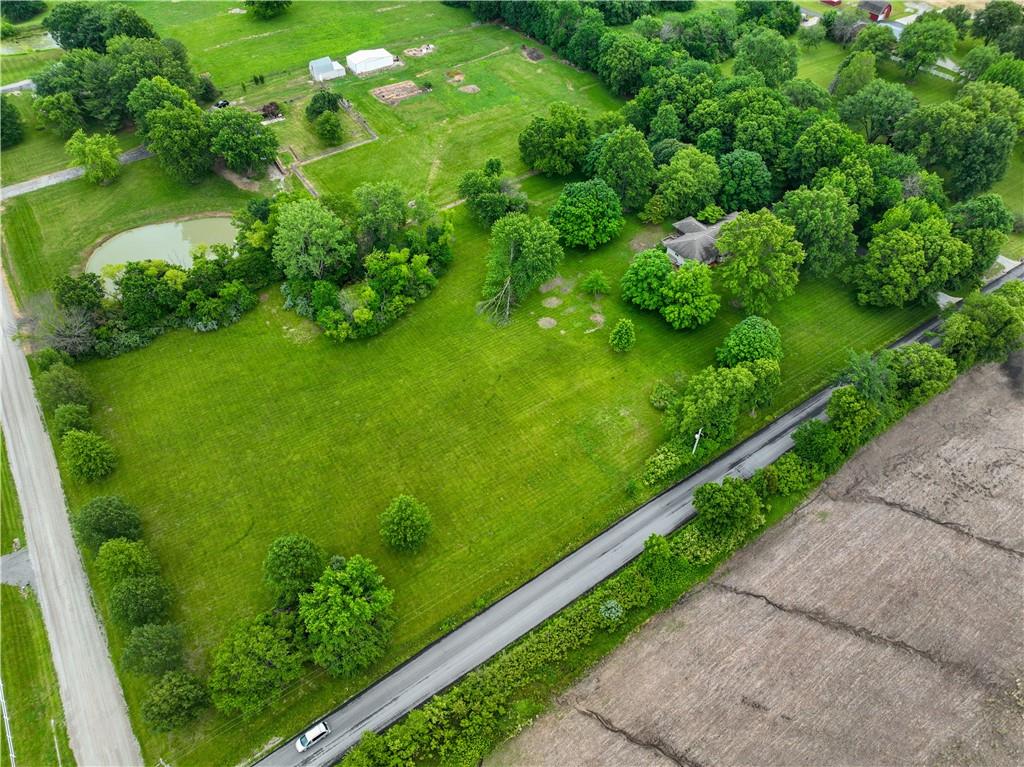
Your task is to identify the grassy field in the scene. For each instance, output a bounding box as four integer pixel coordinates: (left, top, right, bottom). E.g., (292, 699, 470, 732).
(0, 48, 61, 85)
(1, 159, 255, 302)
(303, 24, 619, 202)
(0, 92, 143, 186)
(1, 433, 25, 555)
(63, 170, 933, 764)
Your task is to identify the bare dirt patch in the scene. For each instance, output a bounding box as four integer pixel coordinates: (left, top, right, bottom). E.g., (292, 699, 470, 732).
(521, 45, 545, 62)
(404, 44, 435, 57)
(537, 317, 557, 329)
(459, 84, 480, 94)
(492, 358, 1024, 767)
(539, 276, 566, 294)
(372, 80, 425, 105)
(446, 70, 464, 84)
(542, 296, 563, 309)
(587, 312, 604, 329)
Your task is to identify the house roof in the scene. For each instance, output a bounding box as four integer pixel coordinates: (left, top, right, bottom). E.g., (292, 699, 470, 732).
(662, 212, 739, 266)
(858, 0, 891, 14)
(309, 57, 340, 77)
(347, 48, 393, 65)
(671, 217, 708, 235)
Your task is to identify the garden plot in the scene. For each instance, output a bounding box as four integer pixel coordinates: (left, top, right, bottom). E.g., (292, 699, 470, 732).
(372, 80, 427, 105)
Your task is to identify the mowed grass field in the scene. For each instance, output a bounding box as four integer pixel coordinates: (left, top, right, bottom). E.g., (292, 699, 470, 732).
(64, 173, 932, 764)
(1, 433, 25, 555)
(1, 160, 255, 302)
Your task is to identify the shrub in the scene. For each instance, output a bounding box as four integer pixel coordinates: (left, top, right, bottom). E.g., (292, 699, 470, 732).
(142, 671, 208, 732)
(30, 347, 73, 373)
(61, 430, 116, 482)
(109, 575, 171, 627)
(96, 538, 160, 585)
(649, 380, 676, 411)
(72, 496, 142, 551)
(579, 270, 611, 298)
(53, 403, 92, 437)
(716, 316, 783, 366)
(692, 476, 764, 542)
(0, 94, 24, 149)
(379, 495, 432, 552)
(792, 419, 844, 474)
(609, 318, 636, 352)
(123, 623, 184, 675)
(641, 440, 685, 487)
(263, 534, 326, 606)
(37, 362, 92, 412)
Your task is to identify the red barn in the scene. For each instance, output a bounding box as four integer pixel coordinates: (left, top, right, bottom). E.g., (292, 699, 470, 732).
(858, 0, 893, 20)
(821, 0, 842, 6)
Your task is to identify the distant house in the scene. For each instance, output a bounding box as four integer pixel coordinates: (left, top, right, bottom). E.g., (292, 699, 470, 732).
(346, 49, 397, 76)
(858, 0, 892, 21)
(309, 56, 345, 82)
(662, 213, 740, 266)
(820, 0, 842, 6)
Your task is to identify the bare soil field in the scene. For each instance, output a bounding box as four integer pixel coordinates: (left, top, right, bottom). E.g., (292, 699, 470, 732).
(491, 356, 1024, 767)
(371, 80, 424, 105)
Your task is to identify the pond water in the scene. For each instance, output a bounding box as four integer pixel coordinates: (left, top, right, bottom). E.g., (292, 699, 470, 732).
(0, 32, 58, 55)
(86, 217, 237, 274)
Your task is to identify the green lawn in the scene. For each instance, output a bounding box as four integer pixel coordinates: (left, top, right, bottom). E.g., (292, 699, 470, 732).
(61, 170, 933, 764)
(270, 95, 365, 162)
(1, 433, 25, 555)
(0, 92, 143, 186)
(303, 24, 619, 203)
(1, 159, 255, 302)
(0, 48, 61, 85)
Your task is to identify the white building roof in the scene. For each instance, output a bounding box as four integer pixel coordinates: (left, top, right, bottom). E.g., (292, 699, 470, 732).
(347, 48, 392, 66)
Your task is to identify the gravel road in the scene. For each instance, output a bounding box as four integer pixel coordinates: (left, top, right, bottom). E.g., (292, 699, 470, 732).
(0, 146, 153, 200)
(1, 270, 142, 766)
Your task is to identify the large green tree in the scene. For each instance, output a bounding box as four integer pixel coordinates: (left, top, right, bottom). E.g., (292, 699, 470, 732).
(208, 106, 278, 178)
(733, 26, 797, 88)
(716, 315, 783, 366)
(299, 555, 396, 677)
(480, 213, 563, 323)
(898, 16, 957, 80)
(593, 125, 656, 212)
(65, 130, 121, 185)
(717, 210, 805, 315)
(547, 179, 624, 250)
(596, 32, 664, 97)
(146, 101, 212, 182)
(940, 287, 1024, 371)
(518, 102, 593, 176)
(773, 185, 857, 280)
(272, 199, 356, 283)
(127, 76, 192, 138)
(838, 79, 917, 142)
(659, 261, 720, 330)
(831, 51, 876, 99)
(666, 365, 756, 461)
(263, 534, 326, 606)
(973, 0, 1023, 43)
(352, 181, 407, 251)
(645, 144, 721, 221)
(0, 95, 24, 149)
(717, 148, 772, 212)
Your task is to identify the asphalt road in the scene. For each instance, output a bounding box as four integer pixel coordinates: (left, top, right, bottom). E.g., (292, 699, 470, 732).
(0, 270, 143, 766)
(254, 262, 1022, 767)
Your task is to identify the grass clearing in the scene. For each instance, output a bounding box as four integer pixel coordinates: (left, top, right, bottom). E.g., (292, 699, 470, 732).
(1, 159, 255, 302)
(0, 48, 61, 86)
(1, 433, 25, 555)
(65, 172, 932, 764)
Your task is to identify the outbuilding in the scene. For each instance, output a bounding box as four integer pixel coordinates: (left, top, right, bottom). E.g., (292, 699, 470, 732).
(858, 0, 893, 21)
(309, 56, 345, 82)
(346, 48, 397, 76)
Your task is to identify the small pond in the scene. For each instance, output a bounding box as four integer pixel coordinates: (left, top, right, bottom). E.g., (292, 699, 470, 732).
(86, 217, 237, 275)
(0, 32, 58, 55)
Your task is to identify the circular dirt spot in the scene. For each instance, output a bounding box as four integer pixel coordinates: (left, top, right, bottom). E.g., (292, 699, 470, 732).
(538, 317, 557, 329)
(542, 296, 563, 308)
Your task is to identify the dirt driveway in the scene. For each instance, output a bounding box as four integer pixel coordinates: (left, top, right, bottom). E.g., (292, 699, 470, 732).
(491, 356, 1024, 767)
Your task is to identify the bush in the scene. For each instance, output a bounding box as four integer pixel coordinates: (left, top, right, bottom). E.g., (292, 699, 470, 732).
(579, 270, 611, 297)
(142, 671, 208, 732)
(609, 318, 636, 352)
(649, 380, 676, 411)
(96, 538, 160, 585)
(53, 403, 92, 438)
(792, 419, 844, 474)
(0, 94, 24, 149)
(716, 316, 783, 366)
(30, 347, 73, 373)
(692, 476, 764, 542)
(641, 440, 685, 487)
(379, 495, 432, 552)
(37, 362, 92, 412)
(109, 575, 171, 627)
(72, 496, 142, 551)
(263, 534, 326, 606)
(61, 430, 116, 482)
(123, 624, 184, 676)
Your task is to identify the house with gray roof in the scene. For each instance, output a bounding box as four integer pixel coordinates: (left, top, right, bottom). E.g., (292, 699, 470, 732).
(309, 56, 345, 82)
(662, 213, 739, 266)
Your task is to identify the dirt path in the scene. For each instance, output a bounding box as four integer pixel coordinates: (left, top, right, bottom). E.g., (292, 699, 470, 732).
(492, 357, 1024, 767)
(0, 268, 142, 766)
(0, 145, 152, 200)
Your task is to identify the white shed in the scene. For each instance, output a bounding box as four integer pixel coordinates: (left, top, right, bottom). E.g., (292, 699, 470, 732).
(309, 56, 345, 82)
(346, 48, 396, 76)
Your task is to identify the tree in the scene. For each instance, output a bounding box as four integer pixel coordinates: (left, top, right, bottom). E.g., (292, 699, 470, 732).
(313, 110, 343, 144)
(961, 44, 1002, 83)
(898, 16, 957, 81)
(518, 102, 593, 176)
(547, 179, 623, 250)
(856, 199, 973, 306)
(851, 23, 897, 59)
(73, 496, 141, 551)
(209, 611, 306, 718)
(208, 106, 278, 177)
(609, 318, 636, 352)
(457, 161, 528, 227)
(123, 623, 184, 676)
(716, 316, 783, 366)
(43, 3, 114, 52)
(109, 575, 171, 627)
(263, 534, 326, 606)
(0, 94, 23, 149)
(789, 118, 865, 186)
(306, 88, 340, 121)
(718, 210, 805, 315)
(888, 343, 957, 410)
(981, 56, 1024, 97)
(353, 181, 407, 251)
(797, 22, 826, 49)
(146, 101, 212, 182)
(717, 149, 772, 212)
(480, 214, 563, 323)
(37, 362, 92, 412)
(62, 429, 116, 482)
(646, 144, 721, 221)
(995, 25, 1024, 59)
(738, 357, 781, 410)
(244, 0, 293, 19)
(34, 92, 85, 139)
(1, 1, 45, 23)
(579, 270, 611, 298)
(142, 671, 208, 732)
(831, 51, 876, 99)
(593, 125, 656, 212)
(825, 6, 869, 44)
(620, 248, 672, 311)
(948, 193, 1015, 282)
(839, 79, 917, 142)
(733, 27, 797, 88)
(792, 419, 844, 473)
(826, 385, 881, 454)
(96, 538, 159, 585)
(941, 4, 971, 37)
(53, 272, 104, 315)
(54, 403, 92, 438)
(379, 494, 432, 552)
(940, 289, 1024, 371)
(596, 32, 663, 97)
(973, 0, 1023, 43)
(659, 261, 720, 330)
(299, 555, 395, 677)
(781, 79, 832, 110)
(667, 365, 756, 463)
(647, 103, 681, 144)
(64, 130, 122, 185)
(773, 185, 857, 280)
(692, 476, 763, 541)
(273, 199, 356, 283)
